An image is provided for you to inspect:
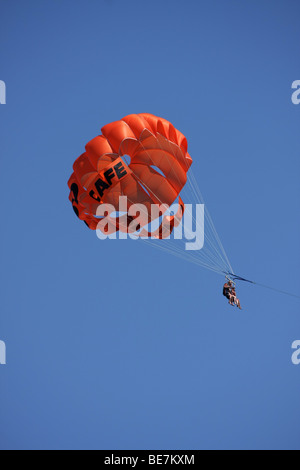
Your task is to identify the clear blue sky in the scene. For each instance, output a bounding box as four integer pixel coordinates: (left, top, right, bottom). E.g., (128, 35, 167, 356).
(0, 0, 299, 450)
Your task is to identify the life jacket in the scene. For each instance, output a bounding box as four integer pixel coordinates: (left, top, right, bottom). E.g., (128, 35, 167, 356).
(223, 284, 229, 296)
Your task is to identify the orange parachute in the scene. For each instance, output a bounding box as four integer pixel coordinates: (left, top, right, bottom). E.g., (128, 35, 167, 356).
(68, 113, 192, 238)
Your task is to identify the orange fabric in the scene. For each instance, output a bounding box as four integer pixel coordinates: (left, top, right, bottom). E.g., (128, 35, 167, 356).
(68, 113, 192, 233)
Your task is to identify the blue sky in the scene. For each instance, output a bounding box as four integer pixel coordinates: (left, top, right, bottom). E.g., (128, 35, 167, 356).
(0, 0, 299, 450)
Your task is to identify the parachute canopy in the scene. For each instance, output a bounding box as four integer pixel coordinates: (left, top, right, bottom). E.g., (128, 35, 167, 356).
(68, 113, 192, 236)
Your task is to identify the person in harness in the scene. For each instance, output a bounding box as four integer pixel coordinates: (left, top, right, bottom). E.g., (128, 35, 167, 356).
(223, 280, 234, 305)
(223, 279, 242, 309)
